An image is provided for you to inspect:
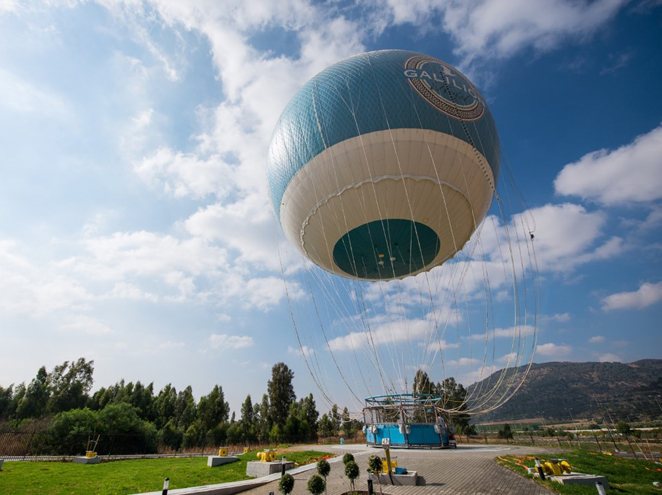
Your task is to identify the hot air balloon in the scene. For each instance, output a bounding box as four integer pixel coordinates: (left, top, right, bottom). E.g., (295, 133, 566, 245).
(268, 50, 499, 280)
(267, 50, 537, 442)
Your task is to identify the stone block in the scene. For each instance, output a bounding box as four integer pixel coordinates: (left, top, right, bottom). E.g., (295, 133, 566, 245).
(246, 460, 294, 478)
(207, 456, 239, 467)
(370, 471, 419, 486)
(550, 473, 609, 488)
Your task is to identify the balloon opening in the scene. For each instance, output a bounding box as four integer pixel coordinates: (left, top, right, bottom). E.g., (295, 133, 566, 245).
(332, 219, 440, 280)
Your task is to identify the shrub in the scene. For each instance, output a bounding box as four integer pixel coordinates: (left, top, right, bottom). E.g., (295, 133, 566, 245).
(307, 474, 326, 495)
(345, 460, 360, 492)
(279, 473, 295, 495)
(317, 458, 330, 478)
(342, 452, 355, 465)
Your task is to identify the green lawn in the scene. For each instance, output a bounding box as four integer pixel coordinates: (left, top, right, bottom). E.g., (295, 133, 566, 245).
(498, 450, 662, 494)
(0, 450, 332, 495)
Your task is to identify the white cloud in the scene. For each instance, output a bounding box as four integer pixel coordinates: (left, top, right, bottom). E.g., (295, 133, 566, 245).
(59, 315, 112, 336)
(598, 352, 622, 362)
(0, 68, 69, 116)
(427, 340, 461, 352)
(468, 325, 536, 341)
(512, 204, 621, 272)
(601, 282, 662, 311)
(329, 318, 436, 351)
(208, 333, 254, 350)
(447, 357, 481, 367)
(589, 335, 605, 344)
(536, 342, 572, 357)
(548, 313, 571, 323)
(134, 147, 234, 200)
(555, 125, 662, 205)
(498, 352, 518, 363)
(288, 345, 315, 358)
(460, 364, 499, 386)
(436, 0, 626, 63)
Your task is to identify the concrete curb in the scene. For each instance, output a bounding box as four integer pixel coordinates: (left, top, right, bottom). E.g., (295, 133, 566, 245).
(132, 451, 364, 495)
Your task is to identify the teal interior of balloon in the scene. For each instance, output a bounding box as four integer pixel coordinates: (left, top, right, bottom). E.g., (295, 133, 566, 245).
(332, 219, 440, 279)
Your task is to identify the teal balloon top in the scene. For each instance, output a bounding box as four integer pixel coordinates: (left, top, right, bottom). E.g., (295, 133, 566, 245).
(267, 49, 500, 217)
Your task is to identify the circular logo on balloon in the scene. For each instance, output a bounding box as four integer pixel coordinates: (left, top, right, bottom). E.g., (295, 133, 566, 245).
(404, 56, 484, 121)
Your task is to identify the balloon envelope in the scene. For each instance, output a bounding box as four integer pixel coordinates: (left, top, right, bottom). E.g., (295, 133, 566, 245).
(267, 49, 500, 280)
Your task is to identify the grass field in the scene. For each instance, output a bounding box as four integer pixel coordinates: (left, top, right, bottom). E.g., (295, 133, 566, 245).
(0, 450, 332, 495)
(498, 450, 662, 494)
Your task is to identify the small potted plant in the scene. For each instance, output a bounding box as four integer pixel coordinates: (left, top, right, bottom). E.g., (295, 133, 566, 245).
(367, 454, 383, 494)
(279, 473, 295, 495)
(342, 452, 355, 465)
(345, 460, 360, 494)
(307, 473, 326, 495)
(317, 458, 330, 493)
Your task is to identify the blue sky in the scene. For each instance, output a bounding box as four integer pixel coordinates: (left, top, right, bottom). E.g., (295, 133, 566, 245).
(0, 0, 660, 415)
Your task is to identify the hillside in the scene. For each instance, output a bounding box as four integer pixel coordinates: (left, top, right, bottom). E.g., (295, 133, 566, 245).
(468, 359, 662, 422)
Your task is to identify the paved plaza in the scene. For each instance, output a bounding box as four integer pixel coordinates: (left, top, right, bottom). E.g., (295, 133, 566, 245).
(238, 444, 554, 495)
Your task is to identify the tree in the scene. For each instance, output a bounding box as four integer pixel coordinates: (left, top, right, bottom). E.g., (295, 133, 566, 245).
(268, 363, 295, 430)
(159, 419, 183, 451)
(183, 420, 205, 449)
(257, 393, 271, 442)
(284, 401, 303, 442)
(317, 458, 330, 482)
(498, 423, 513, 441)
(279, 473, 295, 495)
(47, 408, 98, 454)
(16, 366, 49, 418)
(368, 455, 384, 494)
(439, 377, 470, 434)
(345, 460, 360, 493)
(98, 402, 157, 454)
(616, 421, 631, 435)
(413, 369, 434, 395)
(330, 404, 341, 435)
(198, 385, 229, 431)
(240, 394, 255, 443)
(153, 384, 177, 429)
(174, 386, 197, 430)
(47, 358, 94, 413)
(318, 414, 334, 438)
(307, 474, 326, 495)
(0, 385, 14, 420)
(300, 393, 319, 440)
(341, 407, 355, 438)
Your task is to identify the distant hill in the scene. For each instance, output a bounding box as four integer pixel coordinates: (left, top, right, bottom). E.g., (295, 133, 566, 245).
(468, 359, 662, 423)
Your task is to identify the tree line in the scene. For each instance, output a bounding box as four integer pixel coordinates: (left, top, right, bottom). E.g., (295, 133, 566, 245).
(0, 359, 360, 455)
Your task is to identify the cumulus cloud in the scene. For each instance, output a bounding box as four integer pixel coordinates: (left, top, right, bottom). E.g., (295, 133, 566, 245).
(328, 318, 435, 351)
(546, 313, 571, 323)
(536, 342, 572, 357)
(555, 125, 662, 205)
(601, 282, 662, 311)
(467, 325, 536, 341)
(427, 340, 461, 352)
(134, 147, 234, 199)
(447, 357, 481, 367)
(598, 352, 622, 362)
(374, 0, 627, 64)
(589, 335, 605, 344)
(288, 345, 315, 357)
(209, 333, 254, 350)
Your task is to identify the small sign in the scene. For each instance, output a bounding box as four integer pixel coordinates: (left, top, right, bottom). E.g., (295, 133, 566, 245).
(381, 438, 390, 445)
